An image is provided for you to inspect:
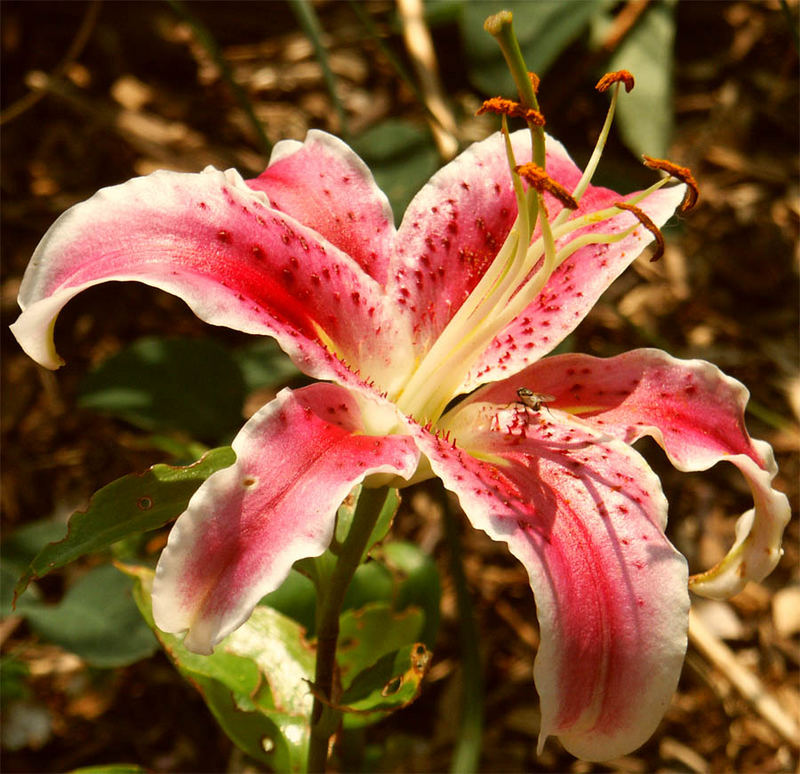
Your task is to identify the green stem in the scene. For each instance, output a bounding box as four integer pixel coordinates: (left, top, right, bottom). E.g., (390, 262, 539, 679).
(307, 486, 391, 772)
(443, 491, 484, 773)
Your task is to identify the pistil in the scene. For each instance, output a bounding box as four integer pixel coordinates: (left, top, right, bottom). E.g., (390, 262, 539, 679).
(393, 17, 693, 426)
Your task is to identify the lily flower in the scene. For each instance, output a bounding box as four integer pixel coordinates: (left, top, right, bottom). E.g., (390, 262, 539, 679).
(10, 74, 789, 760)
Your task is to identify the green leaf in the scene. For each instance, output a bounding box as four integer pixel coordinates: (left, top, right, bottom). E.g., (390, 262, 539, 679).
(338, 643, 431, 715)
(342, 560, 394, 613)
(78, 337, 246, 442)
(22, 564, 158, 667)
(338, 603, 425, 691)
(14, 447, 235, 600)
(462, 0, 603, 95)
(2, 519, 66, 615)
(382, 541, 442, 648)
(351, 121, 440, 221)
(190, 675, 294, 769)
(260, 568, 317, 635)
(233, 338, 303, 393)
(606, 0, 676, 158)
(128, 566, 313, 772)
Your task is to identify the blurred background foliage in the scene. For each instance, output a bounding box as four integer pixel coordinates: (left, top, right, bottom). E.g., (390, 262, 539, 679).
(1, 1, 798, 771)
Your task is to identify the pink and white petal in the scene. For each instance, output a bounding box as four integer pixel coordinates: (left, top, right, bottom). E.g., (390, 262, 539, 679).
(470, 349, 790, 598)
(418, 403, 689, 760)
(461, 184, 686, 391)
(10, 166, 414, 394)
(153, 383, 420, 655)
(390, 130, 548, 351)
(248, 130, 396, 285)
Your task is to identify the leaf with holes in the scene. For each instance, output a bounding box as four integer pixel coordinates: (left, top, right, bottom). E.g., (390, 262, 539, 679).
(336, 643, 432, 716)
(14, 447, 235, 601)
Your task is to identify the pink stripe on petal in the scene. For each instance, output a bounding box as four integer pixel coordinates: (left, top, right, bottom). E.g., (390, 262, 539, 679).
(461, 184, 686, 391)
(153, 383, 419, 655)
(471, 349, 791, 598)
(419, 405, 688, 760)
(10, 166, 413, 393)
(249, 130, 396, 285)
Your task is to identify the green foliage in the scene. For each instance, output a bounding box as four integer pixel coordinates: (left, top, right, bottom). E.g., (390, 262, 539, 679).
(0, 656, 31, 705)
(458, 0, 677, 159)
(78, 337, 246, 442)
(13, 447, 235, 600)
(3, 527, 157, 667)
(260, 568, 317, 635)
(461, 0, 603, 95)
(1, 519, 65, 614)
(21, 564, 158, 668)
(351, 120, 440, 221)
(338, 643, 431, 714)
(605, 1, 676, 157)
(126, 531, 441, 766)
(334, 485, 400, 562)
(381, 541, 441, 648)
(232, 337, 303, 394)
(129, 564, 314, 771)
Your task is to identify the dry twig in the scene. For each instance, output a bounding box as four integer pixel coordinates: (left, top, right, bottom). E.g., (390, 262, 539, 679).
(396, 0, 459, 160)
(688, 606, 800, 746)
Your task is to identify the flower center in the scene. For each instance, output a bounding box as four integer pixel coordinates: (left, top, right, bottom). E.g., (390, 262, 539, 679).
(394, 71, 696, 426)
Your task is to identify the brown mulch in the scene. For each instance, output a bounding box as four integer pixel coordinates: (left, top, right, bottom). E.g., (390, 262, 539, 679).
(1, 1, 798, 772)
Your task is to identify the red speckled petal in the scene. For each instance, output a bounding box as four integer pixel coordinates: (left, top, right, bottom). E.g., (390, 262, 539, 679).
(391, 129, 556, 351)
(414, 403, 688, 760)
(471, 349, 790, 598)
(152, 383, 420, 655)
(10, 167, 414, 395)
(248, 130, 396, 285)
(461, 185, 686, 391)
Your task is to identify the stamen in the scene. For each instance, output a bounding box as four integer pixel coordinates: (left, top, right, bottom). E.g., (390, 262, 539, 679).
(642, 155, 699, 212)
(528, 71, 540, 95)
(613, 201, 665, 261)
(596, 70, 635, 93)
(477, 97, 545, 127)
(515, 163, 579, 210)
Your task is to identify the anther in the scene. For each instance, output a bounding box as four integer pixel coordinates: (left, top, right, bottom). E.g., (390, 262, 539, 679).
(614, 201, 665, 261)
(642, 155, 699, 212)
(515, 163, 579, 210)
(477, 97, 545, 127)
(596, 70, 635, 93)
(528, 71, 540, 95)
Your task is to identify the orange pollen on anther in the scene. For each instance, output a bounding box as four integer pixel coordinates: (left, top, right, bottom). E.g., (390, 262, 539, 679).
(642, 155, 699, 213)
(614, 201, 665, 262)
(596, 70, 635, 93)
(477, 98, 545, 127)
(528, 71, 541, 94)
(515, 163, 579, 210)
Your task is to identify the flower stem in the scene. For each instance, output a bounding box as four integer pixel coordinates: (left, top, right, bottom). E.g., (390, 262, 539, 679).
(307, 485, 391, 772)
(443, 489, 484, 772)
